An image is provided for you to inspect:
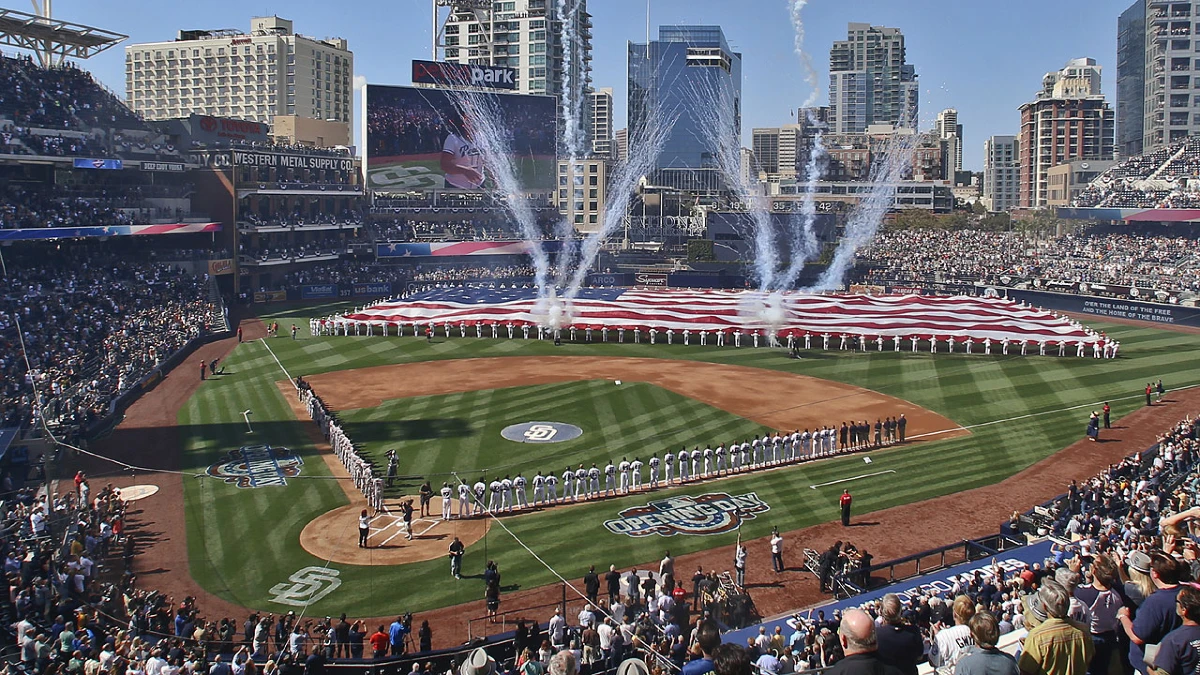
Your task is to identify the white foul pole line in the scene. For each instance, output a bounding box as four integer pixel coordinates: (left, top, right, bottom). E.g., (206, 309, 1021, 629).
(809, 470, 896, 490)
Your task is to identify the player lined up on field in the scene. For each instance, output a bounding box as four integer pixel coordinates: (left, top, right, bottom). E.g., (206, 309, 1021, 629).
(445, 418, 908, 518)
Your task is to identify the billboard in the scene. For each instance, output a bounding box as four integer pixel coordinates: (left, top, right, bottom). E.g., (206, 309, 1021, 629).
(364, 84, 556, 192)
(412, 60, 517, 90)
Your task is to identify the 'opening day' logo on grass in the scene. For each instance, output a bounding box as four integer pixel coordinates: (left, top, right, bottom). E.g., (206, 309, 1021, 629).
(207, 445, 304, 488)
(603, 493, 771, 538)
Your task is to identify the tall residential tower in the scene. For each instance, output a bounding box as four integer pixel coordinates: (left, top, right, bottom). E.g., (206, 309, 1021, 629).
(828, 23, 918, 134)
(1017, 58, 1115, 207)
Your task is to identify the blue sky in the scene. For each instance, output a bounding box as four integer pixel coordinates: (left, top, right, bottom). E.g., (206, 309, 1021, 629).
(52, 0, 1137, 170)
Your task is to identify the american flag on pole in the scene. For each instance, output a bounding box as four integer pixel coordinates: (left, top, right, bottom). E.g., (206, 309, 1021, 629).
(341, 288, 1100, 344)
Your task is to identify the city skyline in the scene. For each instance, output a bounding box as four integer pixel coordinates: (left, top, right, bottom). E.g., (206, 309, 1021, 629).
(46, 0, 1136, 170)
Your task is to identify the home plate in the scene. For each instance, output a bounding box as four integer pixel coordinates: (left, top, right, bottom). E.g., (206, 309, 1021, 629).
(118, 484, 160, 501)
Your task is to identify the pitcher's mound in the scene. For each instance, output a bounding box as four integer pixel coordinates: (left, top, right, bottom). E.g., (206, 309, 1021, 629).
(300, 497, 490, 566)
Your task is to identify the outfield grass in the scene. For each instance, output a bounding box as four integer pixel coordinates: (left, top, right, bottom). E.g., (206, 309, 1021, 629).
(176, 308, 1200, 616)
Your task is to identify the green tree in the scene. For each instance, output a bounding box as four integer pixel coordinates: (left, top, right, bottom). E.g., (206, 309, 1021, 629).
(687, 239, 716, 262)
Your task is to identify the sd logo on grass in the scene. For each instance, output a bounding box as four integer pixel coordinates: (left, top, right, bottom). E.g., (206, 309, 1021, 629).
(207, 445, 304, 488)
(604, 493, 771, 538)
(501, 421, 583, 444)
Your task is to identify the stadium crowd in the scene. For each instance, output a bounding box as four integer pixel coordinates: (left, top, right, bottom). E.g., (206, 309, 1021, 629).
(1073, 137, 1200, 209)
(241, 211, 364, 230)
(856, 226, 1200, 295)
(769, 408, 1200, 675)
(0, 53, 180, 161)
(0, 248, 218, 431)
(373, 218, 528, 242)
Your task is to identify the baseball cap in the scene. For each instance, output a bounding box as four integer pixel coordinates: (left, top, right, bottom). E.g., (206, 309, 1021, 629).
(1128, 550, 1152, 574)
(1022, 592, 1047, 623)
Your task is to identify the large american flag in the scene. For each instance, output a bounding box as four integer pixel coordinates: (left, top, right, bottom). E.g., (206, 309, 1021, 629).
(341, 288, 1100, 344)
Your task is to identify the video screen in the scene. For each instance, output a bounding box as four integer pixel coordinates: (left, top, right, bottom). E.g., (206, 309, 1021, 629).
(365, 84, 557, 192)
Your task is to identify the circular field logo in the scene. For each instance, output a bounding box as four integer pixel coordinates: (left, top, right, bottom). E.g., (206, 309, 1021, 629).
(501, 421, 583, 444)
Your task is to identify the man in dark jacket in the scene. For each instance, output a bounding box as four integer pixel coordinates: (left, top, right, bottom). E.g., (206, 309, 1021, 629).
(827, 609, 904, 675)
(583, 566, 600, 604)
(875, 595, 923, 675)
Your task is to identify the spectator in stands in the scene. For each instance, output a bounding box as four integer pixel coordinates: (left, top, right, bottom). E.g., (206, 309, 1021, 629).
(712, 643, 752, 675)
(1119, 554, 1184, 674)
(1018, 580, 1094, 675)
(826, 609, 902, 675)
(875, 594, 923, 675)
(1074, 553, 1125, 675)
(929, 596, 976, 674)
(682, 620, 721, 675)
(1152, 585, 1200, 675)
(954, 611, 1018, 675)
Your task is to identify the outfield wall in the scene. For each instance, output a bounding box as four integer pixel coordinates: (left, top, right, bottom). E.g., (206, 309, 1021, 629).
(1006, 289, 1200, 327)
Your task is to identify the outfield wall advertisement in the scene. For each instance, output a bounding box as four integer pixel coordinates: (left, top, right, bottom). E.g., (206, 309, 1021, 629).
(1007, 289, 1200, 327)
(364, 84, 556, 192)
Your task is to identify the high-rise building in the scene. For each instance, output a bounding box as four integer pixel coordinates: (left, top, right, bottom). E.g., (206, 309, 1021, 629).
(125, 16, 352, 126)
(1117, 0, 1146, 157)
(935, 108, 963, 173)
(437, 0, 592, 149)
(982, 135, 1020, 212)
(1119, 0, 1199, 152)
(589, 88, 613, 159)
(615, 128, 628, 163)
(751, 128, 780, 176)
(1017, 58, 1115, 207)
(828, 23, 918, 134)
(628, 26, 742, 196)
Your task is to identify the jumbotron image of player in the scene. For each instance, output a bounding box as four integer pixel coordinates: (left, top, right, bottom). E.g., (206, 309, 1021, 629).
(439, 115, 485, 189)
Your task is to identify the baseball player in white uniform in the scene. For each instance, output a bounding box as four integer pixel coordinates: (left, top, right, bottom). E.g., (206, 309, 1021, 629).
(677, 449, 689, 482)
(561, 467, 574, 503)
(532, 472, 545, 505)
(488, 478, 501, 512)
(473, 479, 487, 516)
(690, 448, 700, 478)
(702, 446, 713, 477)
(618, 458, 631, 493)
(715, 444, 726, 475)
(500, 476, 513, 511)
(648, 455, 660, 488)
(630, 457, 643, 491)
(458, 481, 471, 518)
(514, 473, 527, 509)
(440, 482, 453, 520)
(545, 473, 558, 504)
(663, 450, 675, 485)
(588, 464, 601, 498)
(574, 465, 587, 500)
(604, 461, 616, 496)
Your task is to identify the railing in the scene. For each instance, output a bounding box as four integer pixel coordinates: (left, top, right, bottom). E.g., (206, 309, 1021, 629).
(830, 534, 1026, 597)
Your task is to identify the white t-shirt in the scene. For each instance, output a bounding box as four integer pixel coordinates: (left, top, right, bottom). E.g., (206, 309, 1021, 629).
(929, 624, 974, 673)
(442, 133, 483, 189)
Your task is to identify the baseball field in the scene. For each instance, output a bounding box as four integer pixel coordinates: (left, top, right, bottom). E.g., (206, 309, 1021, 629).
(122, 302, 1200, 625)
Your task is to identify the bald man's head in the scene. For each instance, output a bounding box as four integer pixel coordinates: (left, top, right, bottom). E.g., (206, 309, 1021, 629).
(838, 608, 877, 655)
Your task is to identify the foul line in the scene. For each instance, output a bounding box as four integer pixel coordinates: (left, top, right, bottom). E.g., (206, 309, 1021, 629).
(260, 338, 297, 389)
(907, 382, 1200, 442)
(809, 470, 896, 489)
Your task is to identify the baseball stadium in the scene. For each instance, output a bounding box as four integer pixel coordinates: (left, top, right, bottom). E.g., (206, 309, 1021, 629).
(6, 4, 1200, 675)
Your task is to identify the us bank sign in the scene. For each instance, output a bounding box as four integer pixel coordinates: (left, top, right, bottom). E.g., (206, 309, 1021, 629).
(603, 492, 771, 538)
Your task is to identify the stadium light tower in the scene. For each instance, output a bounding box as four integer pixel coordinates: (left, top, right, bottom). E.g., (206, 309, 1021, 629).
(0, 1, 125, 68)
(432, 0, 494, 64)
